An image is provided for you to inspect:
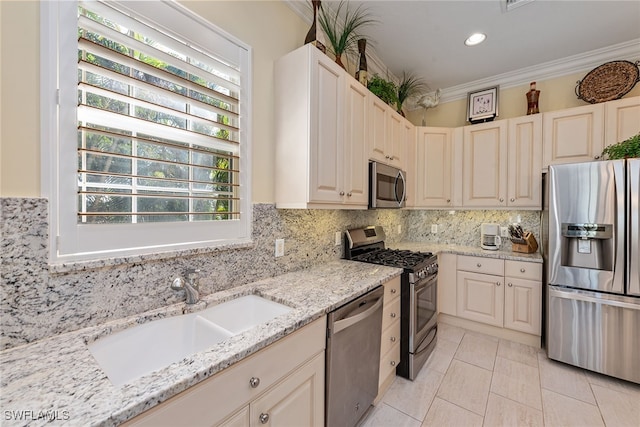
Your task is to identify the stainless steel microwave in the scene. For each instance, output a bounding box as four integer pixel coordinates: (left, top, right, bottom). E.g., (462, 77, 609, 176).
(369, 161, 406, 208)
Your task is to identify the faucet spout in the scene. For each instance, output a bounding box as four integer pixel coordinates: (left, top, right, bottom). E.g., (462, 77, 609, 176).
(171, 268, 201, 304)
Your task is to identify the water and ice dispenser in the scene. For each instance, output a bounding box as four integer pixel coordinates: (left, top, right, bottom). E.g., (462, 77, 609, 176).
(560, 223, 614, 271)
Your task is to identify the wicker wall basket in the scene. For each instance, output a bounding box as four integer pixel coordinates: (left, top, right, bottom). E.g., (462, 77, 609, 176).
(575, 60, 640, 104)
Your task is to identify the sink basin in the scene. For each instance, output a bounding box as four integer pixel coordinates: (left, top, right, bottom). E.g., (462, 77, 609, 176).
(88, 295, 292, 386)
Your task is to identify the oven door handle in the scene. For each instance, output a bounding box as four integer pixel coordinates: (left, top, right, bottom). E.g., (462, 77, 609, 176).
(333, 296, 383, 334)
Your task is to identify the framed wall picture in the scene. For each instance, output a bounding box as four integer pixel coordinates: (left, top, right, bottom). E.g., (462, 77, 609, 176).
(467, 86, 499, 123)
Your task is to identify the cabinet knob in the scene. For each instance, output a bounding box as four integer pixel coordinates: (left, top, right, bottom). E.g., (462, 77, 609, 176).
(447, 199, 451, 203)
(520, 268, 526, 273)
(477, 263, 482, 268)
(499, 198, 504, 203)
(508, 283, 513, 287)
(249, 377, 261, 388)
(390, 312, 396, 318)
(390, 288, 397, 294)
(390, 360, 396, 366)
(385, 155, 390, 159)
(347, 192, 352, 197)
(510, 198, 515, 202)
(389, 156, 395, 160)
(339, 191, 345, 196)
(259, 413, 269, 424)
(496, 282, 501, 286)
(390, 336, 396, 342)
(594, 155, 600, 160)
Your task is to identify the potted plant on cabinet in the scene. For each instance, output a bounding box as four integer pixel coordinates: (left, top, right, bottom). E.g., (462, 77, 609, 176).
(367, 74, 397, 107)
(317, 0, 377, 70)
(396, 72, 427, 116)
(600, 133, 640, 159)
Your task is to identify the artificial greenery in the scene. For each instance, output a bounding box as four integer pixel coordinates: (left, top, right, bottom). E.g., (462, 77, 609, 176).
(396, 72, 427, 115)
(317, 0, 377, 69)
(600, 133, 640, 159)
(367, 75, 397, 106)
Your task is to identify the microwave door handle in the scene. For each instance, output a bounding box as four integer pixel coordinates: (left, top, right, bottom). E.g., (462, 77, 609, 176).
(394, 171, 406, 206)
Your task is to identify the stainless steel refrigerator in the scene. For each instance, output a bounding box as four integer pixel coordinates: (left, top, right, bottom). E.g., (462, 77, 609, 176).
(543, 159, 639, 384)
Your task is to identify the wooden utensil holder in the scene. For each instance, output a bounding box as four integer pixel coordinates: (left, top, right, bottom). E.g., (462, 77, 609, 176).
(511, 232, 538, 253)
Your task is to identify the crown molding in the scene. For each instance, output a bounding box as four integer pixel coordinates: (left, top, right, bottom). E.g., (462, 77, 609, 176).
(435, 39, 640, 105)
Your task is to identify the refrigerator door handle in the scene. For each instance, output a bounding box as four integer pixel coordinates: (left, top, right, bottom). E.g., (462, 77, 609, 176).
(629, 159, 640, 296)
(549, 286, 640, 311)
(613, 161, 626, 294)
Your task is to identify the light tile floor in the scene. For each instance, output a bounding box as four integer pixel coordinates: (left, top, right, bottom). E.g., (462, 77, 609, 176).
(361, 323, 640, 427)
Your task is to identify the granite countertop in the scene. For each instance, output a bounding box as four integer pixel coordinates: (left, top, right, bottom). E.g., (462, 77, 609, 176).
(0, 260, 401, 427)
(389, 242, 543, 263)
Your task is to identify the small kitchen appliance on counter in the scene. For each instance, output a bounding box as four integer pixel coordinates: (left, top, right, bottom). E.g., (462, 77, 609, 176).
(480, 223, 502, 250)
(345, 226, 438, 381)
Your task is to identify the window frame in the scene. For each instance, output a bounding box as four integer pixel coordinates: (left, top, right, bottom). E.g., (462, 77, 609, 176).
(41, 0, 252, 265)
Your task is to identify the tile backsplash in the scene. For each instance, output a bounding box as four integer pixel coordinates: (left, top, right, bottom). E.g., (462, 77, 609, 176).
(1, 198, 541, 350)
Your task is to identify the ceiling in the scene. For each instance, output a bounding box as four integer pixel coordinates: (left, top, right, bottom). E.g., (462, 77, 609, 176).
(288, 0, 640, 101)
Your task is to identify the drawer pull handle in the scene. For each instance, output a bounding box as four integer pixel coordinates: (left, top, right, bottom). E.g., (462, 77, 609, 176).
(390, 336, 396, 342)
(390, 313, 396, 318)
(496, 282, 501, 286)
(390, 288, 397, 294)
(390, 361, 396, 366)
(477, 263, 482, 268)
(259, 413, 269, 424)
(508, 283, 513, 287)
(249, 377, 261, 388)
(520, 268, 526, 273)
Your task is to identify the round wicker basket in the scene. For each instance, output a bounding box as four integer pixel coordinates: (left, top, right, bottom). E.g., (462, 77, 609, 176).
(575, 60, 639, 104)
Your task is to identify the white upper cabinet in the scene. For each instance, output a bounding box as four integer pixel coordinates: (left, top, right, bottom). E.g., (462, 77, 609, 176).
(274, 45, 367, 209)
(414, 127, 463, 208)
(507, 115, 542, 208)
(463, 121, 509, 207)
(542, 103, 605, 167)
(367, 97, 409, 171)
(605, 96, 640, 147)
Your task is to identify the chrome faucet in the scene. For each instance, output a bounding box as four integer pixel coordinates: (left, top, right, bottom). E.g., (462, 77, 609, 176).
(171, 268, 200, 304)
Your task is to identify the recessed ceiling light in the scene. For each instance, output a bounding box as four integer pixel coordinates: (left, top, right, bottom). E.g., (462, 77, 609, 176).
(465, 33, 486, 46)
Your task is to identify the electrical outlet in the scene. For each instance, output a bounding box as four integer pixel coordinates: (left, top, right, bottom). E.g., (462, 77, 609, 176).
(275, 239, 285, 257)
(500, 227, 509, 237)
(397, 224, 402, 234)
(431, 224, 438, 234)
(335, 231, 342, 246)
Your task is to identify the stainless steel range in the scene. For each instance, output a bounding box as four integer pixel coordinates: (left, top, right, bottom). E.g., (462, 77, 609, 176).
(345, 226, 438, 380)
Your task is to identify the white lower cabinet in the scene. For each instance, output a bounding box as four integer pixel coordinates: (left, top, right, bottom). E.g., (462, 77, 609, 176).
(454, 255, 542, 337)
(124, 317, 326, 427)
(377, 276, 401, 398)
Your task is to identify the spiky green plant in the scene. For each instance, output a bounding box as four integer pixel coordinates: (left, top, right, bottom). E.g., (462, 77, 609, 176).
(396, 72, 427, 115)
(318, 1, 377, 69)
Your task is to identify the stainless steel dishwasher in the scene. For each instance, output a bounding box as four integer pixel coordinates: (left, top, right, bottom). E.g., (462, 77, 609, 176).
(325, 286, 384, 427)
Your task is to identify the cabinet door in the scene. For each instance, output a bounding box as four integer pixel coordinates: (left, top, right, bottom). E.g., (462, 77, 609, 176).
(415, 127, 453, 207)
(605, 96, 640, 146)
(504, 277, 541, 335)
(463, 121, 508, 207)
(507, 115, 542, 208)
(344, 79, 369, 206)
(388, 111, 406, 169)
(543, 103, 604, 167)
(220, 406, 250, 427)
(250, 352, 324, 427)
(456, 271, 504, 327)
(309, 56, 344, 204)
(368, 96, 389, 163)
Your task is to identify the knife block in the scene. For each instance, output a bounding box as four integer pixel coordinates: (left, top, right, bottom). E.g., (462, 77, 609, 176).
(511, 232, 538, 253)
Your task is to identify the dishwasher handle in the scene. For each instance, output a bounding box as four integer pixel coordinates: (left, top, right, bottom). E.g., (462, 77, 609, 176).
(332, 296, 383, 335)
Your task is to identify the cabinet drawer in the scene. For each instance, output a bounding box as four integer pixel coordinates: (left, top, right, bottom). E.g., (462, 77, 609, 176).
(505, 260, 542, 281)
(380, 319, 400, 356)
(382, 297, 401, 330)
(378, 343, 400, 388)
(124, 317, 326, 426)
(458, 255, 504, 276)
(383, 276, 401, 303)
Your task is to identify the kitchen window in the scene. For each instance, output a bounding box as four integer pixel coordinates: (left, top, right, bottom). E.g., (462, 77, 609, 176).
(42, 1, 252, 264)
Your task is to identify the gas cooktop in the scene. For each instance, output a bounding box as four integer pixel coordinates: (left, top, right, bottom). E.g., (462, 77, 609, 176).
(352, 249, 433, 269)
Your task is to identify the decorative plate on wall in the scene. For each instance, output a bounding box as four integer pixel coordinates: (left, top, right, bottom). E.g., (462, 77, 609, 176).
(575, 60, 640, 104)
